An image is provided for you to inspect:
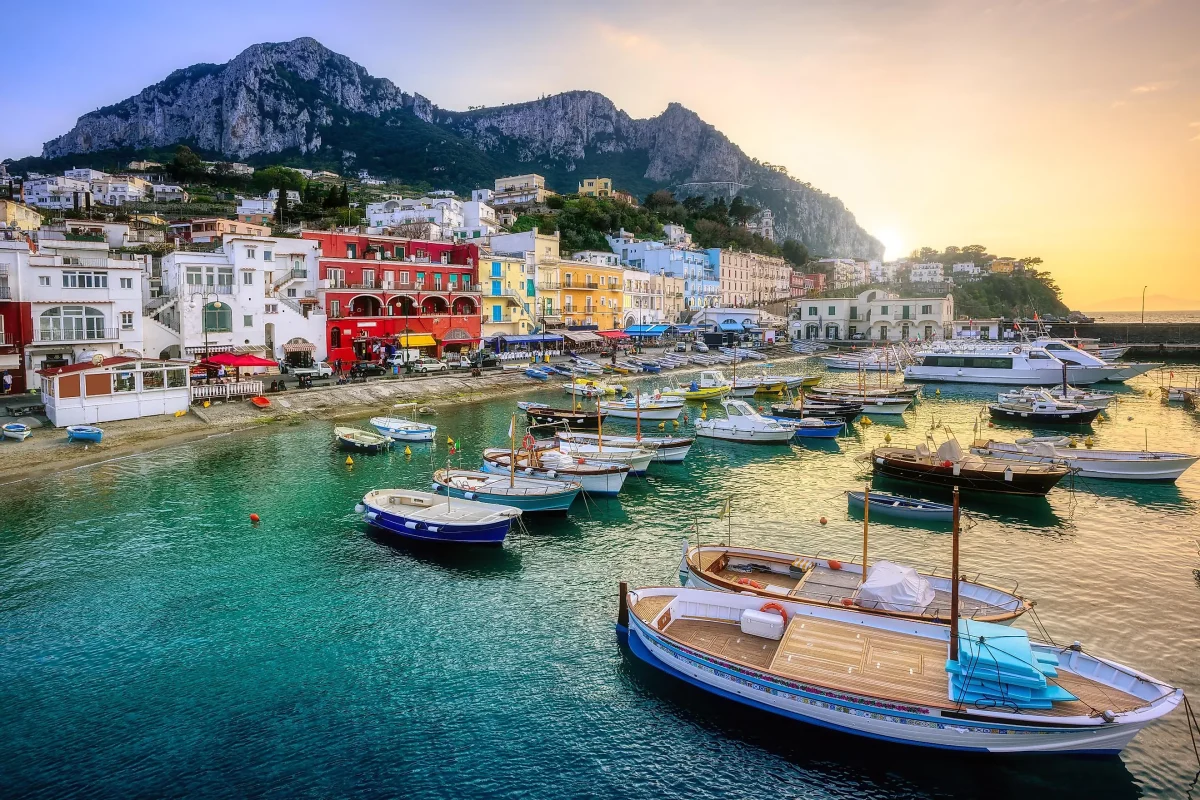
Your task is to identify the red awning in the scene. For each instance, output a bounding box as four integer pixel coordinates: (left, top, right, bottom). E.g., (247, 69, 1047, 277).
(199, 352, 278, 368)
(597, 330, 630, 340)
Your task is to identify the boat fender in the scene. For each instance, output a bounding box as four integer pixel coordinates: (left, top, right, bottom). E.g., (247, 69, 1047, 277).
(738, 591, 756, 596)
(405, 521, 418, 530)
(546, 470, 557, 479)
(524, 468, 534, 476)
(736, 577, 765, 590)
(941, 459, 954, 468)
(427, 526, 439, 533)
(1102, 710, 1116, 723)
(432, 483, 440, 491)
(1013, 345, 1022, 354)
(827, 559, 842, 570)
(1004, 467, 1014, 482)
(840, 598, 855, 607)
(354, 504, 365, 513)
(365, 512, 378, 522)
(759, 602, 788, 625)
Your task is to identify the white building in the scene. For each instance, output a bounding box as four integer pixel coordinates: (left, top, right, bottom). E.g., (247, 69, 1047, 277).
(64, 168, 109, 182)
(573, 250, 622, 267)
(745, 208, 775, 242)
(92, 176, 150, 206)
(453, 200, 499, 241)
(662, 223, 692, 246)
(151, 236, 326, 362)
(790, 289, 954, 342)
(153, 185, 189, 203)
(22, 176, 91, 210)
(266, 188, 302, 204)
(621, 268, 665, 327)
(15, 237, 147, 372)
(819, 258, 867, 289)
(471, 188, 495, 203)
(62, 220, 132, 249)
(909, 262, 946, 283)
(39, 355, 192, 427)
(952, 262, 982, 279)
(366, 196, 465, 232)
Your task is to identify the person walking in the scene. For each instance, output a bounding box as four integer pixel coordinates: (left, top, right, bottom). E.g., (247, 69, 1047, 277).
(2, 369, 12, 395)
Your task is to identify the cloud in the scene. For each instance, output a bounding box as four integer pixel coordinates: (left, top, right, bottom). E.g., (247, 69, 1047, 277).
(1110, 100, 1126, 109)
(1130, 80, 1177, 93)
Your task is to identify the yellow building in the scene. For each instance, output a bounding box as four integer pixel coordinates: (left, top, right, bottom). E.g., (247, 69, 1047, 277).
(989, 259, 1016, 274)
(578, 177, 613, 198)
(481, 254, 538, 338)
(492, 174, 551, 206)
(0, 199, 44, 231)
(555, 261, 623, 330)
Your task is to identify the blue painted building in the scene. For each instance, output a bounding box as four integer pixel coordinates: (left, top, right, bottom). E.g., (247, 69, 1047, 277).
(605, 234, 720, 310)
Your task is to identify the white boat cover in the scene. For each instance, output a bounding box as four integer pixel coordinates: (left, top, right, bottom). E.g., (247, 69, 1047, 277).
(857, 561, 935, 613)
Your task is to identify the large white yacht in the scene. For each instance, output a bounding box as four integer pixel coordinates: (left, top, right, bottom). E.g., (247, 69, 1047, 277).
(903, 342, 1118, 385)
(1028, 337, 1160, 382)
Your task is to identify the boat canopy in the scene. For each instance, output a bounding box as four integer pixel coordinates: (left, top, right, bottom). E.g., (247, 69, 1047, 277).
(563, 331, 603, 343)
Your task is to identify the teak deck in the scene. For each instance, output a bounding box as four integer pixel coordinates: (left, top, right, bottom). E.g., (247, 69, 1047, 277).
(632, 596, 1145, 717)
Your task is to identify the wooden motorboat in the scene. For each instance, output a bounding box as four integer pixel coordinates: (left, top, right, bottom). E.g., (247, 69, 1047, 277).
(2, 422, 31, 441)
(524, 405, 607, 431)
(987, 392, 1102, 426)
(335, 426, 392, 453)
(871, 439, 1070, 496)
(679, 543, 1028, 623)
(661, 370, 732, 401)
(556, 431, 694, 463)
(370, 415, 437, 442)
(432, 468, 581, 513)
(598, 395, 684, 421)
(768, 416, 844, 439)
(481, 448, 629, 496)
(694, 399, 794, 444)
(65, 425, 103, 443)
(555, 440, 654, 475)
(847, 490, 953, 522)
(971, 439, 1200, 482)
(771, 399, 862, 424)
(357, 489, 521, 545)
(618, 585, 1182, 753)
(999, 386, 1113, 410)
(250, 396, 271, 409)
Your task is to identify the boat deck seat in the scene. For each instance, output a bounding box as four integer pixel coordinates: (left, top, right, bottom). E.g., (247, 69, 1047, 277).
(915, 443, 931, 458)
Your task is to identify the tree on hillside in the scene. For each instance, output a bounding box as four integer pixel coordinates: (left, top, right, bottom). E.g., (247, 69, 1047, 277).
(274, 182, 290, 225)
(643, 189, 676, 211)
(728, 196, 758, 226)
(170, 145, 203, 180)
(682, 195, 706, 213)
(253, 166, 304, 194)
(782, 239, 809, 267)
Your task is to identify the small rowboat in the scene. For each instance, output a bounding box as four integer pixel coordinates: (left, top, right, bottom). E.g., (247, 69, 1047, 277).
(769, 416, 844, 439)
(335, 426, 392, 453)
(2, 422, 31, 441)
(357, 489, 521, 545)
(250, 396, 271, 409)
(525, 368, 551, 381)
(847, 490, 953, 522)
(66, 425, 104, 443)
(370, 416, 437, 442)
(432, 468, 581, 513)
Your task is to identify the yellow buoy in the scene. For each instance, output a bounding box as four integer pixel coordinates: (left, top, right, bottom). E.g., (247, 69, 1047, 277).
(884, 432, 891, 443)
(934, 388, 941, 396)
(345, 456, 354, 465)
(658, 421, 665, 430)
(861, 417, 873, 427)
(446, 435, 454, 444)
(700, 409, 708, 419)
(203, 400, 211, 408)
(403, 445, 412, 456)
(672, 419, 680, 428)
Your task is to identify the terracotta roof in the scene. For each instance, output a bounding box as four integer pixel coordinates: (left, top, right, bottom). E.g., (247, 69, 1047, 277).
(37, 356, 190, 377)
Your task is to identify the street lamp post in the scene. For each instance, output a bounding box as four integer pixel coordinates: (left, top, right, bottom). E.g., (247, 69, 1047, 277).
(1141, 285, 1148, 324)
(189, 289, 223, 360)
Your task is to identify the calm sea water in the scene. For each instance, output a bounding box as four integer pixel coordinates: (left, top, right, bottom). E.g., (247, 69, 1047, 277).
(1087, 310, 1200, 324)
(2, 362, 1199, 799)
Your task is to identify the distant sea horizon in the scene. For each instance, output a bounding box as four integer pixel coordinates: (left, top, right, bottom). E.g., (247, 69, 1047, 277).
(1083, 310, 1200, 324)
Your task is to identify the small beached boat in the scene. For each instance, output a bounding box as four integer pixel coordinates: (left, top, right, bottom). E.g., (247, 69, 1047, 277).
(679, 543, 1027, 623)
(524, 368, 551, 382)
(871, 439, 1071, 496)
(847, 490, 953, 522)
(358, 489, 522, 545)
(617, 584, 1181, 753)
(2, 422, 31, 441)
(65, 425, 103, 443)
(694, 399, 794, 444)
(970, 439, 1200, 482)
(432, 468, 581, 513)
(336, 426, 392, 453)
(250, 396, 271, 409)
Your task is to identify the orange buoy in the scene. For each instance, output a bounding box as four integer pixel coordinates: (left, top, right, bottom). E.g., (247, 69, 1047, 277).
(841, 597, 855, 607)
(819, 516, 827, 525)
(249, 513, 260, 523)
(736, 577, 765, 590)
(828, 559, 842, 570)
(759, 602, 788, 625)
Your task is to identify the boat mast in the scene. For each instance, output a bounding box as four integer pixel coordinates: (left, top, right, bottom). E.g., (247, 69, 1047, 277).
(949, 486, 961, 661)
(509, 412, 516, 489)
(635, 388, 641, 441)
(597, 391, 603, 451)
(861, 484, 869, 586)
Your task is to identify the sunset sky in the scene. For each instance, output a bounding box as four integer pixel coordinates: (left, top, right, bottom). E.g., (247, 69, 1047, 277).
(2, 1, 1196, 311)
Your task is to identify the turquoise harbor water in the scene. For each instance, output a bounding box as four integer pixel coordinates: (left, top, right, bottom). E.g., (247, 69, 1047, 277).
(2, 362, 1199, 798)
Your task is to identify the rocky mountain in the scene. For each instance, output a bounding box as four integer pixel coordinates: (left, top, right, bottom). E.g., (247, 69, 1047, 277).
(37, 38, 882, 259)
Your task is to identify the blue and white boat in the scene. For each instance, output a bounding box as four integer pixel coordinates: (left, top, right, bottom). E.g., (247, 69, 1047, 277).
(66, 425, 103, 443)
(525, 367, 551, 381)
(2, 422, 31, 442)
(618, 585, 1182, 754)
(432, 468, 581, 512)
(481, 448, 629, 496)
(847, 491, 954, 522)
(370, 416, 437, 442)
(358, 488, 522, 545)
(336, 426, 392, 453)
(768, 416, 844, 439)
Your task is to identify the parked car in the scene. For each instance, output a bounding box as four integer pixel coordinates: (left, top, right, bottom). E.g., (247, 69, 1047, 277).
(354, 361, 387, 377)
(290, 360, 334, 378)
(411, 357, 448, 374)
(674, 341, 688, 352)
(693, 342, 709, 353)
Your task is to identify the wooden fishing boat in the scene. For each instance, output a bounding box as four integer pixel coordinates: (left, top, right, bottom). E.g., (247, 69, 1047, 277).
(678, 544, 1028, 623)
(694, 399, 794, 444)
(617, 585, 1181, 753)
(999, 386, 1113, 410)
(65, 425, 103, 443)
(2, 422, 31, 441)
(768, 416, 844, 439)
(556, 431, 694, 462)
(481, 448, 629, 496)
(971, 439, 1200, 482)
(809, 385, 920, 399)
(432, 468, 581, 513)
(871, 440, 1070, 496)
(598, 395, 684, 420)
(661, 370, 732, 400)
(771, 399, 862, 424)
(524, 405, 607, 430)
(357, 489, 521, 545)
(808, 393, 910, 415)
(335, 426, 392, 453)
(555, 441, 655, 475)
(987, 392, 1102, 426)
(847, 490, 953, 521)
(371, 416, 437, 442)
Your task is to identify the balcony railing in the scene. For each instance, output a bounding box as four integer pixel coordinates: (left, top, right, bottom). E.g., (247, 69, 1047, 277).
(585, 282, 599, 289)
(0, 287, 10, 300)
(35, 327, 120, 342)
(184, 284, 235, 296)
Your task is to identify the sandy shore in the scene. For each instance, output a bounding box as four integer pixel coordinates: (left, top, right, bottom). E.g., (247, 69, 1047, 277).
(0, 348, 810, 486)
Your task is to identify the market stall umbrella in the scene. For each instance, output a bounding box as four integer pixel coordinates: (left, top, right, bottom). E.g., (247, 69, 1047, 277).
(198, 352, 279, 382)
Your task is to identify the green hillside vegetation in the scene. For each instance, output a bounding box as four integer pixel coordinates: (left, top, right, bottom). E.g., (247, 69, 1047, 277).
(910, 245, 1069, 318)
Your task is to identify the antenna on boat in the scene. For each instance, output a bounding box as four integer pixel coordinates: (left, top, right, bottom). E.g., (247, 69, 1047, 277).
(949, 486, 961, 662)
(861, 484, 869, 586)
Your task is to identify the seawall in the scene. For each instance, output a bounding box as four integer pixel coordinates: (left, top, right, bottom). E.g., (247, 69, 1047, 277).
(1045, 322, 1200, 358)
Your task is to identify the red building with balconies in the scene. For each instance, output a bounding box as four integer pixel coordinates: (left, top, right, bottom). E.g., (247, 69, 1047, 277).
(301, 232, 482, 364)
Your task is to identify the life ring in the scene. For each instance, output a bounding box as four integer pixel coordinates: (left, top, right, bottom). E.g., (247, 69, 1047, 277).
(521, 433, 536, 451)
(736, 577, 765, 590)
(1012, 345, 1022, 354)
(759, 602, 788, 625)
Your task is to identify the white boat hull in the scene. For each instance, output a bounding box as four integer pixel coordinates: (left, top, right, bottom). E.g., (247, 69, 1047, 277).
(479, 458, 627, 496)
(557, 443, 654, 475)
(599, 404, 684, 421)
(904, 365, 1108, 386)
(971, 446, 1199, 482)
(694, 422, 794, 443)
(558, 432, 692, 463)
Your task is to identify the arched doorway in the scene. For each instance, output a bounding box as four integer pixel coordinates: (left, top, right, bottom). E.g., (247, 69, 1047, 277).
(388, 296, 417, 317)
(805, 323, 819, 340)
(349, 295, 382, 316)
(264, 322, 275, 354)
(158, 345, 182, 360)
(824, 323, 840, 340)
